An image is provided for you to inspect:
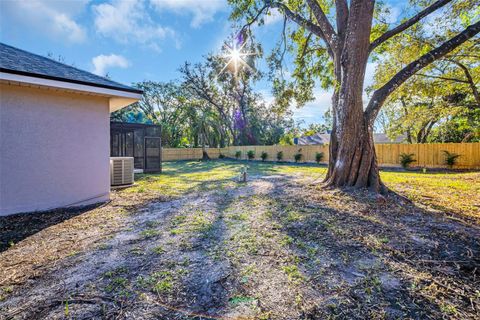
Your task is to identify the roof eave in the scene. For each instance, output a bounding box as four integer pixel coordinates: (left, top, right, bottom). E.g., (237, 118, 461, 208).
(0, 71, 142, 112)
(0, 68, 143, 94)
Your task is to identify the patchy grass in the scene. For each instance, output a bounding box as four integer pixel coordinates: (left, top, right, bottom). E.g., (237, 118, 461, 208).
(381, 170, 480, 221)
(140, 228, 161, 239)
(129, 160, 479, 222)
(0, 160, 479, 319)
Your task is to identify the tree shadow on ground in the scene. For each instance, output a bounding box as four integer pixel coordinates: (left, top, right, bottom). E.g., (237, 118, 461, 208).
(263, 179, 480, 319)
(1, 169, 478, 319)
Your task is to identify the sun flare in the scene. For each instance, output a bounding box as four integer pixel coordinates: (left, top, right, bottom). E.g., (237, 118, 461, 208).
(219, 39, 255, 77)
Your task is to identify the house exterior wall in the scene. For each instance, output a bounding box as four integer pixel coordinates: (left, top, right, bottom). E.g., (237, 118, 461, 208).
(0, 83, 111, 216)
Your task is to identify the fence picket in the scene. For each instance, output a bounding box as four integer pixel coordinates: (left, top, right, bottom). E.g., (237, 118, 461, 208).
(161, 143, 480, 169)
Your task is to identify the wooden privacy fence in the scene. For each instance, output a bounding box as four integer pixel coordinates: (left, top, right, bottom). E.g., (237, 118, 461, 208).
(162, 148, 221, 161)
(162, 142, 480, 169)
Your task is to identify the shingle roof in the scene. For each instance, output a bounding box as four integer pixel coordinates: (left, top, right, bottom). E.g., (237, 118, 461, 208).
(0, 42, 142, 94)
(297, 133, 330, 145)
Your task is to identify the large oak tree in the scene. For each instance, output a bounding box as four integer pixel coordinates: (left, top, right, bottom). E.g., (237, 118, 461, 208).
(229, 0, 480, 192)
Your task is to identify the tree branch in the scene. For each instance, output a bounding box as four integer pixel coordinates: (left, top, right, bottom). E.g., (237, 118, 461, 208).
(335, 0, 349, 44)
(300, 32, 313, 60)
(415, 73, 469, 83)
(241, 4, 270, 33)
(366, 20, 480, 121)
(267, 1, 333, 55)
(305, 0, 337, 50)
(280, 16, 288, 64)
(370, 0, 453, 51)
(447, 59, 480, 106)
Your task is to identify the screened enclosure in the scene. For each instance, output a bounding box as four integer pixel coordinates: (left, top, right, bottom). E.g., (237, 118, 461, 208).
(110, 122, 162, 173)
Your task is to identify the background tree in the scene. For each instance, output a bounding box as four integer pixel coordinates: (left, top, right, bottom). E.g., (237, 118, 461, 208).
(228, 0, 480, 192)
(180, 40, 293, 147)
(371, 14, 480, 143)
(112, 53, 294, 147)
(180, 61, 236, 146)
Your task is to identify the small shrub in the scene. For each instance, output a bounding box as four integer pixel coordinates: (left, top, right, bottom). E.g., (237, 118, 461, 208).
(261, 151, 268, 162)
(247, 150, 255, 160)
(399, 153, 416, 169)
(315, 152, 324, 164)
(443, 150, 460, 168)
(276, 151, 283, 161)
(218, 153, 225, 159)
(235, 151, 241, 159)
(294, 153, 302, 163)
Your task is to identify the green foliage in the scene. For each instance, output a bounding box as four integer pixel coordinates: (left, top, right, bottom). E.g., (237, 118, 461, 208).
(399, 153, 416, 169)
(304, 112, 332, 136)
(64, 299, 69, 317)
(219, 153, 226, 159)
(294, 152, 302, 163)
(315, 152, 324, 164)
(276, 151, 283, 161)
(261, 151, 268, 162)
(247, 150, 255, 160)
(278, 132, 295, 145)
(112, 44, 295, 148)
(282, 264, 304, 282)
(443, 151, 461, 168)
(137, 271, 174, 294)
(429, 108, 480, 143)
(371, 23, 480, 143)
(152, 246, 165, 254)
(229, 0, 478, 147)
(140, 229, 160, 238)
(235, 151, 242, 159)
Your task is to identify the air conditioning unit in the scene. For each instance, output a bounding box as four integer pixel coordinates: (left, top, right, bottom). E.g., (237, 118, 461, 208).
(110, 157, 134, 186)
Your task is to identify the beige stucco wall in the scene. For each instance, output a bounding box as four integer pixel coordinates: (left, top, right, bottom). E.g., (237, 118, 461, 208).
(0, 83, 111, 216)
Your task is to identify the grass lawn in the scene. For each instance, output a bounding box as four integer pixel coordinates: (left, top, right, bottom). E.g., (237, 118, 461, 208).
(131, 161, 480, 222)
(1, 160, 479, 319)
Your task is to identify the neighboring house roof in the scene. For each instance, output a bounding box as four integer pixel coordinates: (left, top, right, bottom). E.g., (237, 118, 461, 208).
(0, 42, 142, 94)
(372, 133, 406, 144)
(296, 132, 406, 145)
(297, 133, 331, 145)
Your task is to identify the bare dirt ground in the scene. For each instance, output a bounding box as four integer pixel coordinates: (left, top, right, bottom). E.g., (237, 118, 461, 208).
(1, 161, 479, 319)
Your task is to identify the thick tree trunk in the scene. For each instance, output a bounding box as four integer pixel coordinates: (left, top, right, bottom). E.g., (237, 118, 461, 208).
(269, 0, 479, 194)
(324, 0, 384, 192)
(325, 81, 385, 191)
(325, 102, 385, 193)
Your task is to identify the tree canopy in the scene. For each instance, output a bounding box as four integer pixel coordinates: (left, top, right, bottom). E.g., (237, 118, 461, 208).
(227, 0, 479, 192)
(112, 47, 297, 147)
(372, 16, 479, 143)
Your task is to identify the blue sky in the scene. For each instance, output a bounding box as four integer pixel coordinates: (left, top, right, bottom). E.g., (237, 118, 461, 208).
(0, 0, 402, 127)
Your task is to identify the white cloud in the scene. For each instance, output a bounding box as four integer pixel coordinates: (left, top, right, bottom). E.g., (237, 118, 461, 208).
(2, 0, 87, 43)
(53, 13, 86, 43)
(293, 90, 332, 126)
(92, 54, 130, 76)
(93, 0, 176, 51)
(150, 0, 225, 28)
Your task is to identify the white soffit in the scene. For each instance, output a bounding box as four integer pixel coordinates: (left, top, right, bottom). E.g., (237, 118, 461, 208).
(0, 72, 142, 112)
